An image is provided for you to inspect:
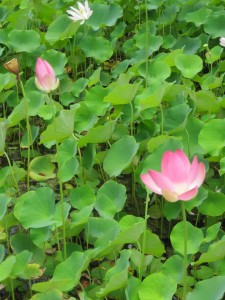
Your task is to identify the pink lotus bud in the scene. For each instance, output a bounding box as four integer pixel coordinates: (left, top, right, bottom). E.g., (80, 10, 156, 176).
(35, 58, 59, 93)
(140, 149, 205, 202)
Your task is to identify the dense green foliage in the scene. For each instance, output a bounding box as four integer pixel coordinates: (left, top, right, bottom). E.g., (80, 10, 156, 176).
(1, 0, 225, 299)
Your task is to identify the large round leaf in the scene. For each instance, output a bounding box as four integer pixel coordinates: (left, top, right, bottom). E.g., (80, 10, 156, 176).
(0, 194, 10, 221)
(70, 186, 96, 210)
(175, 54, 203, 78)
(45, 14, 79, 45)
(40, 110, 75, 144)
(79, 36, 113, 63)
(198, 191, 225, 217)
(138, 272, 177, 300)
(103, 135, 139, 177)
(0, 256, 16, 281)
(97, 250, 131, 298)
(14, 187, 55, 229)
(78, 121, 115, 147)
(87, 3, 123, 30)
(204, 14, 225, 38)
(187, 276, 225, 300)
(58, 156, 79, 183)
(95, 180, 126, 219)
(170, 221, 204, 255)
(8, 30, 40, 52)
(138, 60, 171, 83)
(103, 83, 139, 105)
(184, 8, 212, 27)
(32, 252, 89, 292)
(30, 289, 63, 300)
(198, 119, 225, 156)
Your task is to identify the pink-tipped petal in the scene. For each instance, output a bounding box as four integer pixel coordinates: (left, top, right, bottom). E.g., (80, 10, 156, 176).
(179, 187, 199, 201)
(140, 149, 205, 203)
(140, 173, 162, 194)
(175, 149, 190, 166)
(36, 58, 54, 80)
(161, 150, 191, 183)
(35, 58, 58, 93)
(192, 162, 206, 187)
(187, 156, 199, 185)
(149, 170, 175, 192)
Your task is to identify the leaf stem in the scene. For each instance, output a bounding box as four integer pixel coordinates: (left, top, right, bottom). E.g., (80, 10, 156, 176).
(181, 201, 187, 300)
(4, 151, 20, 195)
(139, 191, 150, 279)
(19, 80, 31, 190)
(49, 95, 67, 260)
(145, 0, 149, 88)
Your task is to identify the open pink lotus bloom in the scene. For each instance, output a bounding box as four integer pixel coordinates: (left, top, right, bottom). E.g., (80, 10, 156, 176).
(140, 149, 205, 202)
(35, 58, 59, 93)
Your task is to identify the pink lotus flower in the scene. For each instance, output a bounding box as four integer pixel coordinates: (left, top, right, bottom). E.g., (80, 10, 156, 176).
(35, 58, 59, 93)
(140, 149, 205, 202)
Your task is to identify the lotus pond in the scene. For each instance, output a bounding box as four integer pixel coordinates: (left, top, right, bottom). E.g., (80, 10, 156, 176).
(1, 0, 225, 299)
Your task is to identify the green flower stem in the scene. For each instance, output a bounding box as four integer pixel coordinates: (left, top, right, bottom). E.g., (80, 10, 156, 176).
(19, 80, 31, 190)
(49, 95, 67, 260)
(145, 0, 149, 88)
(72, 133, 86, 184)
(181, 201, 188, 300)
(4, 151, 20, 195)
(131, 165, 140, 216)
(4, 214, 10, 255)
(139, 191, 150, 279)
(130, 102, 134, 136)
(160, 104, 164, 135)
(10, 278, 15, 300)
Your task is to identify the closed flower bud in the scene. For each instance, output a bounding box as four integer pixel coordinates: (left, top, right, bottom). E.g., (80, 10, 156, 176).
(35, 58, 59, 93)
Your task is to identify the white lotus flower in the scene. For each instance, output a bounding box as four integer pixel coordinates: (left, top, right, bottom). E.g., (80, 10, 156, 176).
(219, 37, 225, 47)
(67, 0, 93, 24)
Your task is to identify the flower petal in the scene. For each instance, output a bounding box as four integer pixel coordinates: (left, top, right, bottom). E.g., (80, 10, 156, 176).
(140, 173, 162, 194)
(162, 189, 178, 202)
(187, 156, 199, 184)
(179, 187, 199, 201)
(162, 149, 191, 183)
(149, 170, 175, 192)
(220, 37, 225, 47)
(192, 162, 205, 187)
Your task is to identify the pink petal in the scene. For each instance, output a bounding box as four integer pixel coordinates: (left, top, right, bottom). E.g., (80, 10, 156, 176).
(35, 58, 58, 92)
(179, 187, 199, 201)
(161, 149, 191, 183)
(149, 170, 175, 192)
(187, 156, 199, 185)
(192, 162, 206, 188)
(140, 173, 162, 194)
